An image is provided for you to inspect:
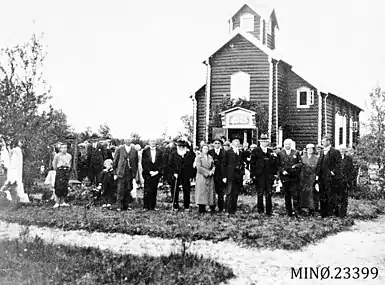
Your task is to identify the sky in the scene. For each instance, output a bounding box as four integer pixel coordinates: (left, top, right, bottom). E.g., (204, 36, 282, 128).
(0, 0, 384, 138)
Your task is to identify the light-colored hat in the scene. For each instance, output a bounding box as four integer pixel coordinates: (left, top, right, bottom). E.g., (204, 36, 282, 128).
(306, 143, 315, 149)
(250, 144, 258, 148)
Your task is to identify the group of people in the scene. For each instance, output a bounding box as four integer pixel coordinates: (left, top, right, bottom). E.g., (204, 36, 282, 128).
(1, 132, 357, 219)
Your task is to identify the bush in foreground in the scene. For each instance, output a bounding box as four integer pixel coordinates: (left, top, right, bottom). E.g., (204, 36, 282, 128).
(0, 236, 234, 285)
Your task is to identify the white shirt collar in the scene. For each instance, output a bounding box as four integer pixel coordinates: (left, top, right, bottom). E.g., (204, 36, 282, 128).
(324, 146, 331, 153)
(125, 145, 131, 152)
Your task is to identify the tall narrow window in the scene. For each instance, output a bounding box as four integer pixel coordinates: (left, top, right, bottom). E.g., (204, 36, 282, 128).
(349, 117, 353, 147)
(266, 20, 272, 35)
(230, 71, 250, 101)
(296, 87, 314, 108)
(240, 14, 254, 32)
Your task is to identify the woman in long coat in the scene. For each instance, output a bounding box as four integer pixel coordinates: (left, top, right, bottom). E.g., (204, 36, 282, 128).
(195, 144, 215, 214)
(299, 143, 319, 216)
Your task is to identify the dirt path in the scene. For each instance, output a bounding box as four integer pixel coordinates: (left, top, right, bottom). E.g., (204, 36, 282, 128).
(1, 217, 385, 285)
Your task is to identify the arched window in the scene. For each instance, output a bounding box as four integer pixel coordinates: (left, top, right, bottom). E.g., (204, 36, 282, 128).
(240, 13, 254, 32)
(230, 71, 250, 101)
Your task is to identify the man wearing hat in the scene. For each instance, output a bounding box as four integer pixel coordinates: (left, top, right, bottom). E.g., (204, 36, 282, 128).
(168, 137, 195, 210)
(315, 135, 343, 218)
(208, 137, 226, 212)
(250, 134, 278, 215)
(223, 141, 231, 151)
(223, 137, 246, 214)
(277, 138, 302, 217)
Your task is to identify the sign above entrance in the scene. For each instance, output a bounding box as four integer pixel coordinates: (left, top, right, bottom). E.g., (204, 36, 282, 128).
(228, 114, 250, 125)
(220, 107, 256, 129)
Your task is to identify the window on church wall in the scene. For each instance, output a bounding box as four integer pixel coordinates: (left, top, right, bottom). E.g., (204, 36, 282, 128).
(230, 72, 250, 101)
(240, 14, 254, 32)
(339, 127, 343, 146)
(299, 92, 307, 105)
(296, 87, 314, 108)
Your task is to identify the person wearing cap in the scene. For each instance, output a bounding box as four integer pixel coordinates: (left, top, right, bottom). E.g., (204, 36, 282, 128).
(339, 145, 354, 217)
(277, 138, 302, 217)
(223, 141, 231, 151)
(112, 139, 139, 211)
(223, 137, 246, 214)
(315, 134, 343, 218)
(208, 137, 226, 213)
(250, 134, 278, 216)
(168, 137, 195, 211)
(299, 143, 319, 216)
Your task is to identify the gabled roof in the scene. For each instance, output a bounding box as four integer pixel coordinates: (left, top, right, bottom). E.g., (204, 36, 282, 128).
(219, 106, 256, 115)
(230, 0, 279, 29)
(204, 28, 281, 63)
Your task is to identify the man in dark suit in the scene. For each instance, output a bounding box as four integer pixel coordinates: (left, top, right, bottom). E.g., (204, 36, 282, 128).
(339, 146, 354, 217)
(112, 139, 138, 211)
(223, 138, 245, 215)
(208, 137, 226, 213)
(250, 134, 278, 215)
(315, 135, 343, 218)
(277, 139, 302, 217)
(142, 138, 164, 211)
(168, 137, 195, 210)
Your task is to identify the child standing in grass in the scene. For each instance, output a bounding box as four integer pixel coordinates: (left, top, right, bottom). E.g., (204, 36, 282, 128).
(52, 143, 72, 208)
(98, 159, 116, 209)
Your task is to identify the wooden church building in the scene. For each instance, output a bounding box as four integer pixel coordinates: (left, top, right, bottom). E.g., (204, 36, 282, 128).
(192, 1, 362, 150)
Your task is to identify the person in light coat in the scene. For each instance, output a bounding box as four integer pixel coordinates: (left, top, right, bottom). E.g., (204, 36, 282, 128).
(194, 144, 215, 214)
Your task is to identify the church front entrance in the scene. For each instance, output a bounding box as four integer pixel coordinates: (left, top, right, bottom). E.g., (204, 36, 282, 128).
(227, 129, 253, 145)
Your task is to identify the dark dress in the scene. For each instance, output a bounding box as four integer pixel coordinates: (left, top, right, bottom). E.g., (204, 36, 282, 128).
(299, 154, 319, 210)
(100, 168, 116, 205)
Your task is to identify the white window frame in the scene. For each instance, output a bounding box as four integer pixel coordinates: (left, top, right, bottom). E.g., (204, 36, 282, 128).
(349, 117, 353, 148)
(296, 87, 314, 108)
(353, 121, 358, 132)
(343, 115, 347, 147)
(230, 71, 250, 101)
(240, 13, 254, 32)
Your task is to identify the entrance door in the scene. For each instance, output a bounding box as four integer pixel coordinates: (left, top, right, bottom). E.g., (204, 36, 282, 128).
(227, 129, 252, 145)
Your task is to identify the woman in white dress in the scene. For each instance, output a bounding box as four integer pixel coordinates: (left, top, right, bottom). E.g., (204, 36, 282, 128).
(2, 140, 29, 203)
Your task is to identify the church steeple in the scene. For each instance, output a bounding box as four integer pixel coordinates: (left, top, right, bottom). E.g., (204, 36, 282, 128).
(228, 1, 278, 50)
